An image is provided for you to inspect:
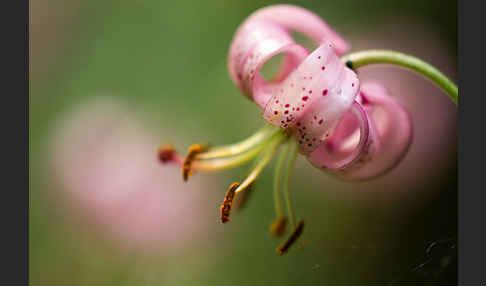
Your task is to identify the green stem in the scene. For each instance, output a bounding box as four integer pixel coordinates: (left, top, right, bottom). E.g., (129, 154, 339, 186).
(341, 50, 458, 105)
(282, 141, 298, 229)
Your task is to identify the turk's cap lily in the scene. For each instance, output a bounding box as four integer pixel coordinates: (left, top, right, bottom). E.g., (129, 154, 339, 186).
(158, 4, 456, 255)
(227, 4, 411, 179)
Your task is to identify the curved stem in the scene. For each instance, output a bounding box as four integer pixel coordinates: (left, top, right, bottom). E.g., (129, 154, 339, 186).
(282, 141, 298, 229)
(341, 50, 458, 105)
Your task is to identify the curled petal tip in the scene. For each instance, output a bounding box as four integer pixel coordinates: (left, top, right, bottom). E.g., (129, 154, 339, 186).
(308, 83, 413, 180)
(228, 4, 351, 109)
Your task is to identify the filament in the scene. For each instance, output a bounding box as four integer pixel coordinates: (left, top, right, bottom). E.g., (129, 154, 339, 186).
(196, 124, 280, 160)
(234, 134, 288, 195)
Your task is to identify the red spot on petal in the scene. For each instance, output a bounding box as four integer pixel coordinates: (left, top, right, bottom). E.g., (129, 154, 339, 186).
(302, 96, 309, 101)
(308, 90, 312, 94)
(296, 122, 301, 126)
(317, 56, 321, 59)
(276, 100, 279, 104)
(321, 66, 326, 71)
(322, 89, 328, 96)
(285, 104, 290, 108)
(284, 110, 289, 114)
(274, 111, 278, 115)
(318, 119, 323, 125)
(296, 108, 300, 111)
(302, 87, 306, 91)
(352, 83, 355, 87)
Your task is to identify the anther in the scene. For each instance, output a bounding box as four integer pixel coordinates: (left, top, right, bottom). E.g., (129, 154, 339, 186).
(270, 216, 287, 237)
(276, 220, 305, 255)
(182, 144, 209, 181)
(220, 182, 240, 223)
(158, 144, 176, 163)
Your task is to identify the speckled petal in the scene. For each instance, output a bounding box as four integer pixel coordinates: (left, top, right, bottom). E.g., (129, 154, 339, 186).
(246, 4, 350, 54)
(306, 101, 371, 170)
(228, 4, 350, 108)
(307, 83, 412, 180)
(262, 41, 359, 153)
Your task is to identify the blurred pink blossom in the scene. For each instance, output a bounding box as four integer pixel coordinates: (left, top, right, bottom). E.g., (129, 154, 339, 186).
(48, 96, 216, 254)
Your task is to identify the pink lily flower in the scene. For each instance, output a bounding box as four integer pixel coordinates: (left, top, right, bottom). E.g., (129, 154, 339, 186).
(159, 5, 457, 254)
(228, 4, 411, 179)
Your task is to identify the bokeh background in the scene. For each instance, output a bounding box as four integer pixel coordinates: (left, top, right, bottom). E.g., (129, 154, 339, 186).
(30, 0, 457, 285)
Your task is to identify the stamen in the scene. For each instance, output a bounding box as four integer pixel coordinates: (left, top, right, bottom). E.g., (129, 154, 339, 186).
(273, 142, 291, 231)
(270, 216, 287, 237)
(182, 144, 209, 181)
(276, 220, 305, 255)
(196, 124, 279, 160)
(234, 134, 287, 195)
(191, 131, 286, 173)
(220, 182, 239, 223)
(158, 144, 175, 163)
(283, 141, 298, 229)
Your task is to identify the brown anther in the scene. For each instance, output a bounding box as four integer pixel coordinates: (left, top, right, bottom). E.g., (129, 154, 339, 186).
(270, 216, 287, 237)
(276, 220, 305, 255)
(234, 182, 254, 211)
(220, 182, 239, 223)
(182, 144, 209, 181)
(158, 144, 175, 163)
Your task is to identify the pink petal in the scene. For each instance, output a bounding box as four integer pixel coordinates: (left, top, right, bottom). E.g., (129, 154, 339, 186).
(306, 101, 371, 170)
(307, 83, 413, 180)
(228, 19, 308, 107)
(262, 41, 359, 153)
(228, 4, 350, 108)
(246, 4, 350, 54)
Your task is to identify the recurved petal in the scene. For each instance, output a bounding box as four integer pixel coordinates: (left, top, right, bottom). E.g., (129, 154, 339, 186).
(246, 4, 350, 54)
(307, 83, 412, 180)
(262, 41, 359, 153)
(228, 4, 351, 108)
(228, 19, 308, 106)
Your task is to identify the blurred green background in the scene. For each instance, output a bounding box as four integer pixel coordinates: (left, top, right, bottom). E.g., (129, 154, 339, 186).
(30, 0, 457, 285)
